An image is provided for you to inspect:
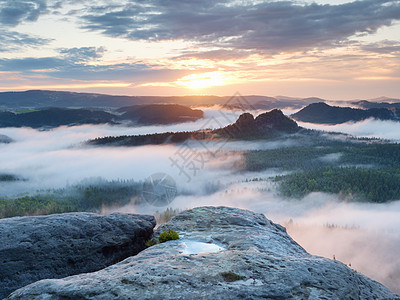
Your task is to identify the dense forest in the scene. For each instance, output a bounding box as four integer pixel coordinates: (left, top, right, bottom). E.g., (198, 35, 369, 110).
(275, 167, 400, 202)
(0, 174, 21, 182)
(0, 179, 142, 219)
(244, 133, 400, 203)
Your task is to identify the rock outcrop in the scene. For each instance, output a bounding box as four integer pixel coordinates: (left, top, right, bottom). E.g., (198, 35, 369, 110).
(218, 109, 299, 138)
(1, 212, 156, 299)
(7, 207, 398, 299)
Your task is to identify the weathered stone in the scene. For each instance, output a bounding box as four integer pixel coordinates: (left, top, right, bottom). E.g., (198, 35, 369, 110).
(0, 212, 156, 298)
(218, 109, 299, 138)
(7, 207, 399, 299)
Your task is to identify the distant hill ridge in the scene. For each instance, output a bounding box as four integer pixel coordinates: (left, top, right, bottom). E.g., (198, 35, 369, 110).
(117, 104, 203, 125)
(352, 100, 400, 110)
(0, 90, 308, 110)
(292, 102, 400, 124)
(0, 105, 203, 128)
(1, 89, 399, 111)
(0, 108, 115, 128)
(0, 90, 307, 109)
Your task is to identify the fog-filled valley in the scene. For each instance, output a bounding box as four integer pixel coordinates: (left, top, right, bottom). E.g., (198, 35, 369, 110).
(2, 0, 400, 296)
(2, 102, 400, 294)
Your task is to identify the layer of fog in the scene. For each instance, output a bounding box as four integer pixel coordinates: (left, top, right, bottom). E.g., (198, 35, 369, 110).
(0, 106, 297, 196)
(111, 184, 400, 293)
(1, 108, 400, 294)
(0, 132, 293, 196)
(299, 118, 400, 141)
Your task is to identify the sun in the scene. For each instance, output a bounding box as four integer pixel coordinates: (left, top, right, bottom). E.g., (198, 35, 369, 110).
(177, 71, 228, 89)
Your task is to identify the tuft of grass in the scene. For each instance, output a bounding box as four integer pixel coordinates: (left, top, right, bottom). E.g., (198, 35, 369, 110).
(145, 239, 158, 248)
(158, 229, 179, 243)
(221, 272, 243, 282)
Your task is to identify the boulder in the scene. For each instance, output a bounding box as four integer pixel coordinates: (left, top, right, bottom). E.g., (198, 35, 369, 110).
(7, 207, 399, 299)
(0, 212, 156, 298)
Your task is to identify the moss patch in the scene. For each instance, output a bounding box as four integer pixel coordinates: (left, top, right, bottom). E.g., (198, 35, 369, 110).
(158, 229, 179, 243)
(221, 272, 243, 282)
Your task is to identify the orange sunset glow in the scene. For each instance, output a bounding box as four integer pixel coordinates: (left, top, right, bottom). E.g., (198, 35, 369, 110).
(0, 0, 398, 99)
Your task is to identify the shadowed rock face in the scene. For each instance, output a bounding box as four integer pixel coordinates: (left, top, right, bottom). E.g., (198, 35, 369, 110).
(0, 212, 156, 299)
(218, 109, 299, 138)
(7, 207, 398, 299)
(254, 109, 299, 132)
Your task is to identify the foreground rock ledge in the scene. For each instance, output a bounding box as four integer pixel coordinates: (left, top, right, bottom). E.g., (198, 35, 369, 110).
(1, 212, 156, 299)
(8, 207, 399, 300)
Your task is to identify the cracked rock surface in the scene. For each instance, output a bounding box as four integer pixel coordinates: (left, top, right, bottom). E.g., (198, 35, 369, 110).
(7, 207, 399, 299)
(1, 212, 156, 299)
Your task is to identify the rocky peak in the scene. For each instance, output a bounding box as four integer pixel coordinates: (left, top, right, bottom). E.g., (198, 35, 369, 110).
(235, 112, 255, 127)
(254, 109, 298, 132)
(8, 207, 398, 299)
(221, 109, 299, 137)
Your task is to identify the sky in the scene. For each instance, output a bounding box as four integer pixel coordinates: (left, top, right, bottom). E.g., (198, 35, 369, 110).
(0, 0, 399, 99)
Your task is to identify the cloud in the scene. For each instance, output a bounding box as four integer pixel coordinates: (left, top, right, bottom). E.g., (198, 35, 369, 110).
(175, 49, 255, 61)
(0, 0, 47, 26)
(362, 40, 400, 54)
(298, 118, 400, 141)
(59, 46, 106, 63)
(45, 63, 188, 83)
(0, 1, 51, 52)
(80, 0, 400, 53)
(0, 49, 190, 84)
(0, 47, 107, 72)
(0, 57, 64, 71)
(0, 30, 51, 52)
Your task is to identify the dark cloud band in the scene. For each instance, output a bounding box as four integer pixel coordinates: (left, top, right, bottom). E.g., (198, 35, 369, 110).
(0, 0, 47, 26)
(80, 0, 400, 52)
(0, 30, 51, 52)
